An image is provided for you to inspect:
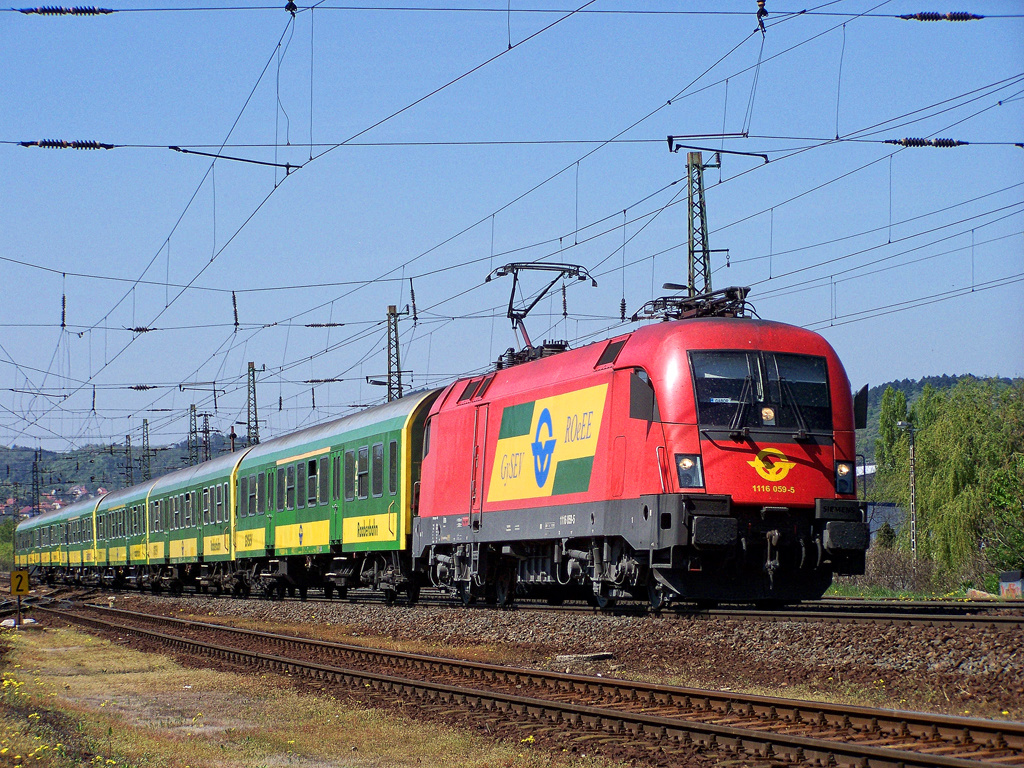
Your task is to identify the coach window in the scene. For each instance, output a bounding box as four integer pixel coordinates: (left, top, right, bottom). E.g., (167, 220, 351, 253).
(223, 483, 229, 521)
(344, 450, 355, 501)
(307, 459, 319, 506)
(276, 467, 286, 511)
(215, 484, 223, 524)
(372, 443, 384, 497)
(318, 457, 328, 505)
(248, 475, 257, 516)
(257, 472, 267, 515)
(357, 446, 369, 499)
(176, 495, 183, 530)
(389, 441, 399, 495)
(286, 465, 296, 510)
(185, 493, 193, 528)
(203, 488, 211, 525)
(332, 455, 341, 501)
(294, 462, 305, 509)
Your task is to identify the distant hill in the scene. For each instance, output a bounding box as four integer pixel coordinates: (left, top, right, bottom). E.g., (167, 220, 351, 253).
(0, 434, 240, 514)
(855, 375, 1019, 463)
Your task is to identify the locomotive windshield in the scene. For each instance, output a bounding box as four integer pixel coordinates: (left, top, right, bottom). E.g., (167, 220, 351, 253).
(690, 351, 832, 432)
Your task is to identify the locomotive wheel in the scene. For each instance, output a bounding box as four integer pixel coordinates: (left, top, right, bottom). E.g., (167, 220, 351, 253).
(456, 581, 476, 606)
(406, 581, 421, 605)
(647, 578, 669, 612)
(494, 567, 516, 609)
(587, 590, 616, 611)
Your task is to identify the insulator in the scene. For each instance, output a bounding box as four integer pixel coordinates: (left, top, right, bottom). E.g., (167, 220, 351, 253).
(61, 293, 66, 329)
(409, 278, 418, 324)
(931, 138, 966, 147)
(620, 298, 627, 322)
(899, 11, 982, 21)
(129, 385, 155, 390)
(232, 291, 239, 331)
(279, 395, 283, 411)
(562, 284, 568, 318)
(311, 388, 316, 408)
(128, 326, 153, 333)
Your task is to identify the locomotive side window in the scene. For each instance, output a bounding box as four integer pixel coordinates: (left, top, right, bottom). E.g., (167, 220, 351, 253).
(357, 446, 369, 499)
(389, 440, 398, 495)
(458, 379, 481, 402)
(422, 417, 432, 457)
(372, 443, 384, 497)
(344, 450, 355, 501)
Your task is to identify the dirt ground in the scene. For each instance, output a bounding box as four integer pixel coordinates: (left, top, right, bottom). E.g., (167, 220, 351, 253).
(0, 624, 630, 768)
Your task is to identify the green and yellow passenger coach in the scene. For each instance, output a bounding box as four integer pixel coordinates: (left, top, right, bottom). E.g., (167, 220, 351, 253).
(234, 389, 438, 600)
(14, 389, 439, 600)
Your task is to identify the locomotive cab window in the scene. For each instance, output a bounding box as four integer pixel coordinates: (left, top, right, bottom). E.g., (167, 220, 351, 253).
(690, 350, 831, 433)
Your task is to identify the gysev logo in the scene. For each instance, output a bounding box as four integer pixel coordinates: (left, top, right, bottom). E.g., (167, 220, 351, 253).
(531, 408, 556, 486)
(488, 384, 608, 503)
(748, 448, 796, 482)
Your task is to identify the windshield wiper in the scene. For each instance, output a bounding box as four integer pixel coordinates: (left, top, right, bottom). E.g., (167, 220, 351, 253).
(728, 375, 753, 441)
(779, 377, 811, 441)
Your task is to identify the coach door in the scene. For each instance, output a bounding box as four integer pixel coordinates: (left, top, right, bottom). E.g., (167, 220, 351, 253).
(469, 404, 489, 532)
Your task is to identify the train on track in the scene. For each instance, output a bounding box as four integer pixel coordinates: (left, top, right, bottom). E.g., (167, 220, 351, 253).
(16, 287, 870, 607)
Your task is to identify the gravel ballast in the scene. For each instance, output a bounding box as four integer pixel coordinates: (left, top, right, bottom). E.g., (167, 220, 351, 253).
(105, 593, 1023, 720)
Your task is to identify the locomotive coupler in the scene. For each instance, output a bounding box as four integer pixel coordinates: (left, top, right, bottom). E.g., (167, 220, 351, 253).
(764, 529, 781, 589)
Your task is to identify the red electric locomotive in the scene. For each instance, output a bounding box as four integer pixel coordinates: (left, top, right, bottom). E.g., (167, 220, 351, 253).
(413, 288, 869, 607)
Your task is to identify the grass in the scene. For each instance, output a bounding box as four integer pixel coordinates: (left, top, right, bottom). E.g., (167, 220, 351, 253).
(0, 626, 627, 768)
(824, 582, 979, 600)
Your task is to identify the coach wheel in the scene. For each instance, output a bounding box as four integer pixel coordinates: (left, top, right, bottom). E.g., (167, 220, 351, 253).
(299, 585, 308, 602)
(337, 586, 349, 600)
(494, 567, 516, 609)
(275, 582, 288, 601)
(323, 584, 334, 600)
(383, 587, 397, 606)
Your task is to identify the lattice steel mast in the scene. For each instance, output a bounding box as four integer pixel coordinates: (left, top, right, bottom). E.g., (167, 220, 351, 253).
(387, 305, 403, 402)
(247, 362, 260, 446)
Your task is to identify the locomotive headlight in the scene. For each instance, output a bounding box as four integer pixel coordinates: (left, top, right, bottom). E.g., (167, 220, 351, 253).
(761, 406, 776, 425)
(675, 454, 704, 489)
(834, 461, 854, 495)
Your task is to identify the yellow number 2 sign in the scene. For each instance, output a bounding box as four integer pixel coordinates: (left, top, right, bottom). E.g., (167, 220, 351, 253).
(10, 570, 30, 596)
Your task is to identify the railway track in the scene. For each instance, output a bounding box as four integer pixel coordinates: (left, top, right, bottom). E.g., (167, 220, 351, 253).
(22, 582, 1024, 629)
(36, 602, 1024, 767)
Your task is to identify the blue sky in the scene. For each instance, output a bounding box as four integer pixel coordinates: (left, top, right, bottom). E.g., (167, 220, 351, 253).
(2, 1, 1022, 450)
